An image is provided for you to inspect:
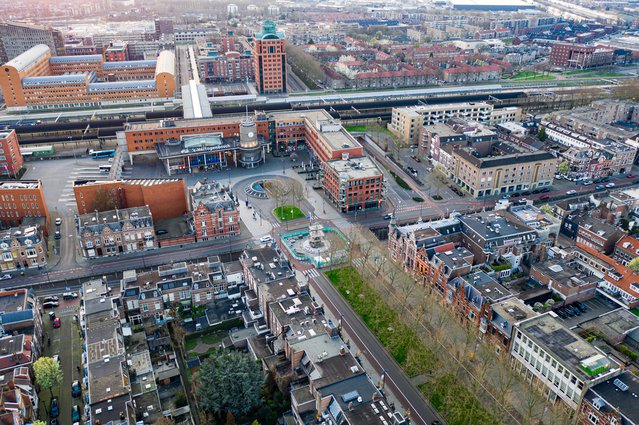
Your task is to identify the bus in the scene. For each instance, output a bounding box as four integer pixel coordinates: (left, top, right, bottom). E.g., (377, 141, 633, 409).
(20, 145, 54, 157)
(99, 164, 112, 173)
(89, 149, 115, 159)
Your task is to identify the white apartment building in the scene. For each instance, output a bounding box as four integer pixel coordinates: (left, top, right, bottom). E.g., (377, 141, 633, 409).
(388, 102, 521, 144)
(510, 313, 619, 410)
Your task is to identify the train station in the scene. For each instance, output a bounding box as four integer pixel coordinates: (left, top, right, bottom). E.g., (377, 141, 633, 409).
(153, 117, 268, 175)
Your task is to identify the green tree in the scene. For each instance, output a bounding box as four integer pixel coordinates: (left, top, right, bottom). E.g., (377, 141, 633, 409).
(32, 421, 47, 425)
(539, 204, 553, 215)
(536, 126, 548, 142)
(628, 257, 639, 271)
(33, 356, 62, 400)
(195, 350, 263, 417)
(557, 161, 571, 174)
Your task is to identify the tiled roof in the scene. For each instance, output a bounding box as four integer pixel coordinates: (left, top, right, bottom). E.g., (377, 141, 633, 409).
(577, 242, 639, 299)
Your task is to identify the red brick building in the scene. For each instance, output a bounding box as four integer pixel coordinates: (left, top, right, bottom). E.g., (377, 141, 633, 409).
(252, 20, 287, 95)
(0, 130, 23, 178)
(0, 180, 49, 229)
(550, 43, 615, 68)
(189, 180, 240, 241)
(73, 178, 188, 221)
(104, 41, 129, 62)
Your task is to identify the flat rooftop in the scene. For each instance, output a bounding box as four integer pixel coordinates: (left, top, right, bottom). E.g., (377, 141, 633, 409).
(0, 181, 40, 190)
(325, 156, 383, 179)
(520, 313, 616, 381)
(461, 211, 535, 241)
(533, 259, 600, 289)
(0, 290, 27, 314)
(491, 298, 538, 336)
(586, 371, 639, 422)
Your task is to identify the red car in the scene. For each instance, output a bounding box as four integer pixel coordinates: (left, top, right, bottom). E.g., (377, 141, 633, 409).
(52, 318, 61, 328)
(627, 174, 636, 178)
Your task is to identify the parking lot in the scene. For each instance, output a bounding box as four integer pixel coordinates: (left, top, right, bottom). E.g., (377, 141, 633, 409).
(23, 157, 120, 213)
(554, 294, 623, 329)
(41, 295, 84, 425)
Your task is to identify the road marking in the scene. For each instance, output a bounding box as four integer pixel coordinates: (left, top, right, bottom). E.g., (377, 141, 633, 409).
(306, 268, 320, 278)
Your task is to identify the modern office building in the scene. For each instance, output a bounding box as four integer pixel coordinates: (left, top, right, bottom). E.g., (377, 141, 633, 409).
(0, 180, 49, 229)
(0, 130, 23, 178)
(0, 45, 175, 109)
(154, 18, 174, 40)
(550, 43, 616, 69)
(252, 20, 286, 95)
(511, 313, 619, 410)
(0, 21, 63, 63)
(388, 103, 522, 144)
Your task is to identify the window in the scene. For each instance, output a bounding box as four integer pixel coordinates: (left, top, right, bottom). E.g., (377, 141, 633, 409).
(587, 412, 599, 424)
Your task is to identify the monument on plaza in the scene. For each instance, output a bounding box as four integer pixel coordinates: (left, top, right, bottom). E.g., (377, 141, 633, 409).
(308, 222, 326, 249)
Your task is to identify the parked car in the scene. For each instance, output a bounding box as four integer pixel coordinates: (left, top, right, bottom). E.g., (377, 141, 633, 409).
(54, 231, 61, 240)
(72, 380, 81, 397)
(48, 311, 56, 320)
(566, 190, 577, 195)
(501, 194, 511, 199)
(512, 192, 521, 198)
(633, 179, 639, 185)
(55, 218, 62, 226)
(50, 418, 58, 425)
(0, 274, 11, 281)
(44, 296, 59, 302)
(627, 174, 636, 178)
(155, 229, 168, 235)
(63, 292, 78, 300)
(50, 398, 59, 418)
(260, 235, 273, 244)
(582, 180, 593, 186)
(562, 308, 575, 317)
(556, 309, 568, 319)
(595, 185, 606, 191)
(53, 317, 61, 328)
(521, 190, 531, 196)
(43, 301, 59, 309)
(606, 182, 616, 188)
(576, 302, 588, 313)
(71, 405, 80, 423)
(554, 174, 563, 180)
(540, 187, 551, 193)
(383, 213, 393, 220)
(532, 189, 541, 194)
(540, 194, 550, 200)
(566, 305, 581, 316)
(52, 354, 60, 363)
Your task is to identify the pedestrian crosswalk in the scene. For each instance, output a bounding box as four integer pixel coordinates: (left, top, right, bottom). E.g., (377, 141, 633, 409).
(306, 268, 320, 278)
(352, 258, 364, 268)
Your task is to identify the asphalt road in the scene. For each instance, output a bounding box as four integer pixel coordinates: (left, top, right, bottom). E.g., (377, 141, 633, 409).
(309, 272, 443, 425)
(3, 237, 252, 290)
